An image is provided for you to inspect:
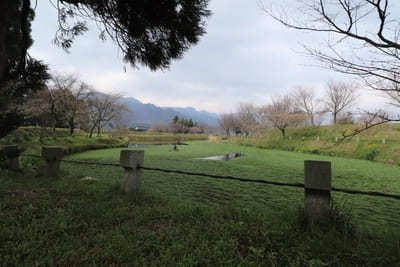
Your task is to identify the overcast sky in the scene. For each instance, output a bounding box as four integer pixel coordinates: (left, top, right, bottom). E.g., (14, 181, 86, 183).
(29, 0, 387, 114)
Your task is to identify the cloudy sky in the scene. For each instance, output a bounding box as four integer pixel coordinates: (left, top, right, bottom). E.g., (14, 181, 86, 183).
(29, 0, 387, 114)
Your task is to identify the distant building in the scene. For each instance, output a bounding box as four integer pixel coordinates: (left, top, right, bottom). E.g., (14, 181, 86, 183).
(129, 123, 151, 132)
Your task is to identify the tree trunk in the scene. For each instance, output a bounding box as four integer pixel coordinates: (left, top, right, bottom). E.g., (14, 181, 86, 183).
(69, 118, 75, 135)
(89, 125, 96, 138)
(97, 125, 101, 136)
(0, 2, 10, 85)
(333, 112, 337, 124)
(280, 128, 285, 137)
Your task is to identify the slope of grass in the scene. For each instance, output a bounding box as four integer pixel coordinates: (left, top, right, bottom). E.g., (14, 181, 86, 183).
(1, 127, 208, 155)
(1, 141, 400, 265)
(126, 132, 208, 144)
(231, 123, 400, 165)
(0, 127, 128, 156)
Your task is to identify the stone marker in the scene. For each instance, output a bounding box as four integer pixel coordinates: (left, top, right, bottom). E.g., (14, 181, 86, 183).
(304, 160, 332, 223)
(317, 136, 320, 141)
(120, 150, 144, 193)
(2, 145, 20, 171)
(382, 138, 386, 144)
(335, 137, 338, 142)
(42, 146, 63, 177)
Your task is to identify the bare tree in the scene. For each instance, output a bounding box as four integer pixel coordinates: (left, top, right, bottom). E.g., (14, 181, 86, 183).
(262, 0, 400, 89)
(236, 103, 261, 136)
(262, 0, 400, 132)
(50, 74, 93, 135)
(323, 81, 358, 124)
(24, 87, 67, 133)
(218, 113, 238, 136)
(292, 86, 324, 126)
(262, 94, 306, 136)
(87, 93, 129, 138)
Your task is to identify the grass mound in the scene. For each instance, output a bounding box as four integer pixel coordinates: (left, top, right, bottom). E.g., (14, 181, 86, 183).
(231, 123, 400, 165)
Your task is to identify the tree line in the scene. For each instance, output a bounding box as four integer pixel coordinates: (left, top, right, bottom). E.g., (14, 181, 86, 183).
(219, 80, 359, 137)
(23, 73, 129, 137)
(148, 115, 216, 134)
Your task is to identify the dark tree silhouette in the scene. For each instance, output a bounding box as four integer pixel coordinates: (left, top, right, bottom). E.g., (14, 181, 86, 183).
(52, 0, 211, 70)
(0, 0, 50, 139)
(0, 0, 211, 138)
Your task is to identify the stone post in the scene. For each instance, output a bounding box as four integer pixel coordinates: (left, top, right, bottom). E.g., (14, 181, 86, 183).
(120, 150, 144, 193)
(304, 160, 332, 223)
(42, 146, 63, 177)
(2, 145, 20, 171)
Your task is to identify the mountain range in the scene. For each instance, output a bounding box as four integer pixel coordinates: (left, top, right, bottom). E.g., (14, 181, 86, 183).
(119, 97, 219, 127)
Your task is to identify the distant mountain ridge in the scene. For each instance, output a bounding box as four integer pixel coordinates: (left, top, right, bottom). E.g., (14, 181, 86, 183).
(119, 97, 219, 126)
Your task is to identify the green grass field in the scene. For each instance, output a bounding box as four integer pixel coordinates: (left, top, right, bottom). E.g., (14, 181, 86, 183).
(1, 141, 400, 265)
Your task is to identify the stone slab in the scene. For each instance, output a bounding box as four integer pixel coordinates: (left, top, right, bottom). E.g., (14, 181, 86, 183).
(42, 147, 63, 161)
(304, 189, 331, 223)
(304, 160, 331, 191)
(120, 150, 144, 168)
(120, 168, 143, 193)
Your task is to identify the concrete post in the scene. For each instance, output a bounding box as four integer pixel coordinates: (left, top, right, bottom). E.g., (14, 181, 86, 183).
(42, 146, 63, 177)
(120, 150, 144, 193)
(304, 160, 332, 223)
(382, 138, 386, 144)
(2, 145, 20, 171)
(316, 136, 320, 141)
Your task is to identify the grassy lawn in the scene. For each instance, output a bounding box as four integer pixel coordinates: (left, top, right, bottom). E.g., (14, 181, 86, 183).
(1, 141, 400, 266)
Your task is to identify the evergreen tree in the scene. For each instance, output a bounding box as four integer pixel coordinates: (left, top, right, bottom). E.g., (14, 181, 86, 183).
(0, 0, 50, 138)
(172, 115, 179, 124)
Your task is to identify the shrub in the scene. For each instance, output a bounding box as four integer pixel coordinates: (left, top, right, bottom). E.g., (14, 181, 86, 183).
(366, 149, 379, 161)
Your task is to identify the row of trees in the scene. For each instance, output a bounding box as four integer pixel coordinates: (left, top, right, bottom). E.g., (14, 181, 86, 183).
(219, 81, 358, 136)
(24, 73, 129, 137)
(148, 116, 216, 134)
(170, 116, 201, 134)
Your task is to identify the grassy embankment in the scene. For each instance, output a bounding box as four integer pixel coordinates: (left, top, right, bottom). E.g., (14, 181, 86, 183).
(231, 123, 400, 165)
(122, 131, 208, 145)
(1, 141, 400, 265)
(0, 127, 208, 155)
